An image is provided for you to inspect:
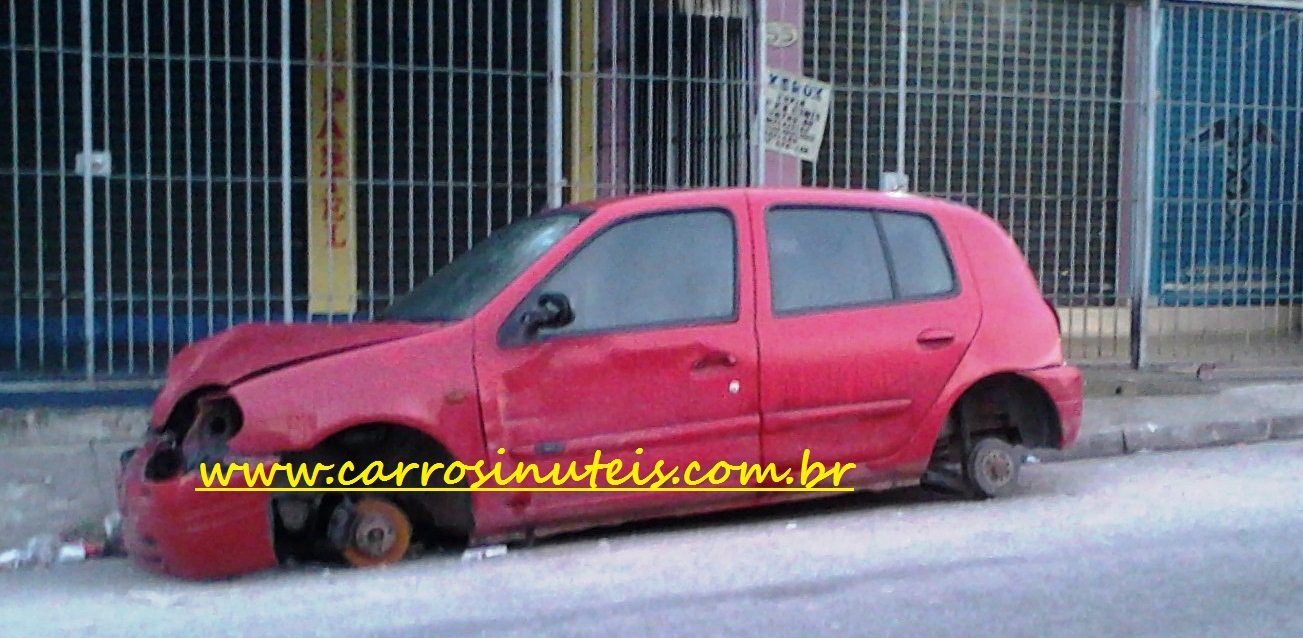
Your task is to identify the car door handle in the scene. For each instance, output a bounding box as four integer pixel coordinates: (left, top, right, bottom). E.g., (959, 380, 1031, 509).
(916, 329, 956, 345)
(534, 441, 565, 456)
(692, 351, 738, 370)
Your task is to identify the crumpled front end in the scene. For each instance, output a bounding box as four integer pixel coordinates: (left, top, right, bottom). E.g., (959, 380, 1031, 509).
(118, 404, 280, 579)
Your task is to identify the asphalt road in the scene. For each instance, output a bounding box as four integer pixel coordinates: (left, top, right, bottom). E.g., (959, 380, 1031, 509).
(2, 441, 1300, 638)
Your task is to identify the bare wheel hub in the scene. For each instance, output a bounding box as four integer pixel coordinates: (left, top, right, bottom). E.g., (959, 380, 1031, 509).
(353, 515, 398, 558)
(965, 437, 1022, 499)
(978, 449, 1014, 487)
(340, 498, 413, 567)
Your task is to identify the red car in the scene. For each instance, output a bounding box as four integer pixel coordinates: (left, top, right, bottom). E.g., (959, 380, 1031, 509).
(118, 188, 1082, 579)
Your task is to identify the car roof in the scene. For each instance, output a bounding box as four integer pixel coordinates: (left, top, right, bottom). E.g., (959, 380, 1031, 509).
(571, 187, 987, 224)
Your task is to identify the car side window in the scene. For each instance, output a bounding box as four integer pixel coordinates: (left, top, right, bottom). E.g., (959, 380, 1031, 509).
(766, 208, 894, 314)
(878, 212, 956, 298)
(535, 210, 736, 336)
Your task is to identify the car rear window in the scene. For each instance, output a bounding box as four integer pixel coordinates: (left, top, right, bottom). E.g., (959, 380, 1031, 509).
(766, 207, 956, 314)
(878, 211, 956, 298)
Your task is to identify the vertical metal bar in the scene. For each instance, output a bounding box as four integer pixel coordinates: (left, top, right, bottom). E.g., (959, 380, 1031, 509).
(183, 0, 195, 342)
(486, 0, 497, 232)
(908, 3, 921, 191)
(992, 1, 1006, 232)
(958, 2, 974, 201)
(407, 0, 415, 289)
(665, 3, 677, 189)
(1063, 3, 1086, 349)
(281, 0, 293, 322)
(624, 2, 633, 194)
(546, 0, 563, 207)
(80, 0, 95, 378)
(896, 0, 907, 176)
(8, 0, 20, 370)
(1230, 6, 1249, 347)
(223, 0, 234, 331)
(428, 0, 436, 266)
(366, 0, 377, 312)
(32, 2, 46, 367)
(203, 0, 214, 337)
(643, 4, 653, 190)
(972, 3, 989, 209)
(163, 0, 175, 356)
(1263, 11, 1279, 342)
(1131, 0, 1162, 369)
(325, 0, 337, 321)
(465, 0, 474, 249)
(896, 2, 906, 190)
(261, 0, 272, 321)
(243, 0, 253, 321)
(101, 1, 112, 373)
(1083, 6, 1105, 358)
(387, 1, 396, 306)
(1020, 1, 1035, 260)
(120, 0, 131, 373)
(1290, 18, 1303, 346)
(1048, 0, 1067, 313)
(446, 0, 454, 253)
(57, 1, 71, 371)
(504, 0, 516, 220)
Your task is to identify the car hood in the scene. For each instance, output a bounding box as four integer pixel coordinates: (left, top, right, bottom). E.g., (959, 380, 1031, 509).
(150, 321, 434, 428)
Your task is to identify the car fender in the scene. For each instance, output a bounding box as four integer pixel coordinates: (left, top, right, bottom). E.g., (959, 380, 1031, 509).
(225, 321, 486, 466)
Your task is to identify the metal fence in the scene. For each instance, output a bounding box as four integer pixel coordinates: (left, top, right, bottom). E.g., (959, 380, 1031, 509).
(0, 0, 1300, 382)
(1147, 0, 1303, 363)
(799, 0, 1301, 365)
(801, 0, 1134, 361)
(0, 0, 756, 380)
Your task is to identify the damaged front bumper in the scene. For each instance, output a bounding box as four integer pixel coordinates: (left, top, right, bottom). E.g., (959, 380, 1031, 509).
(118, 438, 280, 579)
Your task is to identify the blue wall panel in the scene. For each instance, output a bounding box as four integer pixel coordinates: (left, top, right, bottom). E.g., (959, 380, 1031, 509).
(1153, 3, 1303, 306)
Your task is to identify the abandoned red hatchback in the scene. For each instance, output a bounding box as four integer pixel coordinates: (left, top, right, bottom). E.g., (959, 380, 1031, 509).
(118, 188, 1082, 579)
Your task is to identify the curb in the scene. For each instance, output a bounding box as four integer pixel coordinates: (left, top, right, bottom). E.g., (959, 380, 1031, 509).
(1038, 415, 1303, 463)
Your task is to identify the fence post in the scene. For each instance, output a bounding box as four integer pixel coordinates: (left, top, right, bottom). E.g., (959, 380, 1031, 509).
(1130, 0, 1162, 369)
(896, 0, 908, 176)
(281, 0, 294, 323)
(79, 0, 95, 378)
(547, 0, 564, 208)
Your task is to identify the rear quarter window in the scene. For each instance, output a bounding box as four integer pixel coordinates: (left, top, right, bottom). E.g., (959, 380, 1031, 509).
(878, 212, 957, 298)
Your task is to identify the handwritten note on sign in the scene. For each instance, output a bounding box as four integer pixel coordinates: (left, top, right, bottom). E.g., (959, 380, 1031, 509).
(764, 69, 832, 163)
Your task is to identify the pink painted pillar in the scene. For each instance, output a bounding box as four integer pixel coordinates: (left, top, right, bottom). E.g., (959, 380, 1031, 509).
(762, 0, 805, 186)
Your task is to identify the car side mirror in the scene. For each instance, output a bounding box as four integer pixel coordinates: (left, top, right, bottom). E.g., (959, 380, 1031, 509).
(520, 292, 574, 335)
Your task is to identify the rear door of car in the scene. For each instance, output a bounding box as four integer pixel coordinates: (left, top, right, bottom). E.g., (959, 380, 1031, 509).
(749, 192, 981, 484)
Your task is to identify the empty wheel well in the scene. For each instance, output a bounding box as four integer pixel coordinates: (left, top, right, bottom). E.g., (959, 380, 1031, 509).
(938, 374, 1061, 453)
(278, 423, 473, 554)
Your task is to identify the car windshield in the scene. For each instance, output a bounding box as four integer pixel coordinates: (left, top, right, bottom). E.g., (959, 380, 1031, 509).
(379, 212, 583, 322)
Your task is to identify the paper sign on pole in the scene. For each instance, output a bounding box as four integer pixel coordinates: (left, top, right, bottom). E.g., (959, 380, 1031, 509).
(306, 0, 357, 314)
(763, 68, 832, 163)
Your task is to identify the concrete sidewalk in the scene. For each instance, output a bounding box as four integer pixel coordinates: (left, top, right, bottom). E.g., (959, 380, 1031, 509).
(1045, 381, 1303, 462)
(2, 376, 1302, 547)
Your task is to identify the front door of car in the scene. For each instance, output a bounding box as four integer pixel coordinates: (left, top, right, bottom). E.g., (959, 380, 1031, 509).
(751, 199, 980, 486)
(474, 203, 761, 527)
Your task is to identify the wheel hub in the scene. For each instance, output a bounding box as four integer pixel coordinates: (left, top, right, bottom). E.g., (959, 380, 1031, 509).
(353, 516, 398, 558)
(339, 498, 413, 567)
(978, 449, 1013, 486)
